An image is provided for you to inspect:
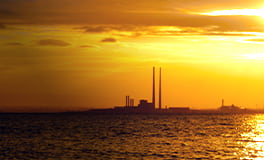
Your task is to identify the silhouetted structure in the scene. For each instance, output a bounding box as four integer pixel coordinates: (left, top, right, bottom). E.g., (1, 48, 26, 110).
(152, 67, 155, 109)
(138, 100, 155, 111)
(88, 68, 253, 114)
(218, 99, 245, 113)
(88, 67, 195, 114)
(159, 67, 162, 109)
(169, 107, 190, 112)
(126, 96, 129, 107)
(219, 104, 241, 111)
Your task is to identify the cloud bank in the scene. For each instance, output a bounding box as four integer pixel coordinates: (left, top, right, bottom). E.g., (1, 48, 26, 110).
(101, 38, 117, 43)
(0, 0, 263, 33)
(37, 39, 70, 46)
(6, 42, 23, 46)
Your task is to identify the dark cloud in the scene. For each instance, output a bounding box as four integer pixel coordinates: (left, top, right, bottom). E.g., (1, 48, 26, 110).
(0, 23, 6, 29)
(101, 38, 117, 43)
(37, 39, 70, 46)
(80, 24, 256, 38)
(80, 25, 146, 33)
(0, 0, 264, 33)
(82, 26, 110, 33)
(76, 14, 263, 33)
(80, 45, 98, 48)
(6, 42, 23, 46)
(79, 25, 145, 36)
(14, 0, 264, 15)
(0, 9, 16, 16)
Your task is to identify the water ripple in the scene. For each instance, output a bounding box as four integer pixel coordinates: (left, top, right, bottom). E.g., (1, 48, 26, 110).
(1, 113, 264, 159)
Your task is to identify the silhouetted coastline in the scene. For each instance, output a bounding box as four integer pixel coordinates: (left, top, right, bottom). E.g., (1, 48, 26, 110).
(87, 67, 260, 114)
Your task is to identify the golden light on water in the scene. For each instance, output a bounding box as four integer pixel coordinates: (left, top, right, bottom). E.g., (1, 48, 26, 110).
(240, 115, 264, 159)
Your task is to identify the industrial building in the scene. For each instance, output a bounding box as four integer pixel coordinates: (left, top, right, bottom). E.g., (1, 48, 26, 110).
(88, 67, 257, 114)
(87, 66, 262, 114)
(113, 67, 158, 113)
(89, 67, 191, 114)
(218, 99, 243, 112)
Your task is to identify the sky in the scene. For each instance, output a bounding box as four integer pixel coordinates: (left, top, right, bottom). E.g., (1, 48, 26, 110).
(2, 0, 264, 112)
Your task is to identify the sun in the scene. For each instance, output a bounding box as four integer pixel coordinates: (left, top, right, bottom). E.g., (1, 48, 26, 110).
(240, 53, 264, 60)
(200, 7, 264, 19)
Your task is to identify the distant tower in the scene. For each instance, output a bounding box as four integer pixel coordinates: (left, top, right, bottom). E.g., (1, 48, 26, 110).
(126, 96, 128, 107)
(126, 96, 130, 107)
(222, 99, 224, 107)
(152, 67, 155, 108)
(159, 67, 162, 109)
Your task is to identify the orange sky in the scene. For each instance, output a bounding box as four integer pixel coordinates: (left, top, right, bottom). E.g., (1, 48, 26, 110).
(1, 0, 264, 112)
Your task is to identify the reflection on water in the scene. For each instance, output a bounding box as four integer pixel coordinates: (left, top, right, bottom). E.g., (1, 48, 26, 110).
(1, 114, 264, 159)
(240, 115, 264, 159)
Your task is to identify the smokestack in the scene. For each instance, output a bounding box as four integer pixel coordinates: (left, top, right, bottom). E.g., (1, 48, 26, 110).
(128, 96, 130, 107)
(222, 99, 224, 107)
(159, 67, 162, 109)
(152, 67, 155, 108)
(126, 96, 128, 107)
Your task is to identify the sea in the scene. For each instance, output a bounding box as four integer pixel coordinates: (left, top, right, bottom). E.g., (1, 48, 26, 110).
(1, 113, 264, 159)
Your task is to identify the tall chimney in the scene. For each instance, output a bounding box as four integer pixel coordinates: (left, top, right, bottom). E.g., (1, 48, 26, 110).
(126, 96, 129, 107)
(159, 67, 162, 109)
(222, 99, 224, 107)
(128, 96, 130, 107)
(152, 67, 155, 108)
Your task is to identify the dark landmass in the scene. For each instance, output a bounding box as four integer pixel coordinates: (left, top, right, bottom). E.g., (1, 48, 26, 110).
(86, 104, 264, 115)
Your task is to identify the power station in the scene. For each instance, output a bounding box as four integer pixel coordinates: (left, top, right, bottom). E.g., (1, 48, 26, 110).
(111, 66, 190, 113)
(114, 66, 160, 112)
(88, 67, 248, 114)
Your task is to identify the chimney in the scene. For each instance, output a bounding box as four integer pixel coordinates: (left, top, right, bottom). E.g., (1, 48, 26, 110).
(159, 67, 162, 109)
(152, 67, 155, 109)
(222, 99, 224, 107)
(126, 96, 128, 107)
(128, 96, 130, 107)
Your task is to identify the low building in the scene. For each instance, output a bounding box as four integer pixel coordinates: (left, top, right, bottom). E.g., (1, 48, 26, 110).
(219, 104, 241, 111)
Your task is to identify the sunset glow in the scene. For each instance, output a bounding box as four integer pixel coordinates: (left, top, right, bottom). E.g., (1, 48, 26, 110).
(200, 8, 264, 18)
(2, 0, 264, 112)
(240, 53, 264, 60)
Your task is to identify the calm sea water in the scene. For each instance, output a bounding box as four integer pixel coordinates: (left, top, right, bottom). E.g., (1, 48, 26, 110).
(1, 113, 264, 159)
